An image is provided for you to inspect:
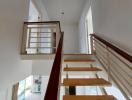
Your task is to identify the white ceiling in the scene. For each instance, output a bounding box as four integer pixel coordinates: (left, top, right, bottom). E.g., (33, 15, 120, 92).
(42, 0, 86, 24)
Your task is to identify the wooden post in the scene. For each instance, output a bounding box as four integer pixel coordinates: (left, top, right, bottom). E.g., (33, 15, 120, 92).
(21, 24, 28, 54)
(12, 83, 19, 100)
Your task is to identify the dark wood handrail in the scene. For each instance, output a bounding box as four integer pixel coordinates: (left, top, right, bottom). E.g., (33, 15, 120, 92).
(92, 34, 132, 63)
(44, 32, 64, 100)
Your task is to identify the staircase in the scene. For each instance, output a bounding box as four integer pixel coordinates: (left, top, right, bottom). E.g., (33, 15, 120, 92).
(62, 56, 117, 100)
(41, 22, 131, 100)
(17, 21, 131, 100)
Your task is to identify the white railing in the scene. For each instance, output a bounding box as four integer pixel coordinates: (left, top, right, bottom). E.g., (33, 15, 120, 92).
(21, 21, 61, 54)
(91, 34, 132, 100)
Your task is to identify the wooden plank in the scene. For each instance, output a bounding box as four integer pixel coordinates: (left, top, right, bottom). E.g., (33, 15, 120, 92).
(64, 53, 93, 55)
(63, 78, 111, 86)
(63, 95, 117, 100)
(64, 67, 102, 72)
(12, 83, 19, 100)
(64, 59, 95, 62)
(27, 47, 56, 49)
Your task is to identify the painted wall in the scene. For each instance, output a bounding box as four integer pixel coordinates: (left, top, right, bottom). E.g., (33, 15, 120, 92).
(33, 0, 80, 53)
(61, 23, 80, 53)
(80, 0, 132, 55)
(0, 0, 32, 88)
(91, 0, 132, 55)
(0, 90, 8, 100)
(32, 60, 53, 76)
(32, 0, 49, 21)
(79, 0, 91, 53)
(0, 0, 32, 99)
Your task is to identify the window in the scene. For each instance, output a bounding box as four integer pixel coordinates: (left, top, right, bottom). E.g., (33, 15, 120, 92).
(17, 76, 33, 100)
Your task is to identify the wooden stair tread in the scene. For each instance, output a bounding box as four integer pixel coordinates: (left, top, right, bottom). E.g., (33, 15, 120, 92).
(64, 59, 95, 62)
(64, 67, 102, 71)
(63, 78, 111, 86)
(63, 95, 117, 100)
(64, 53, 93, 55)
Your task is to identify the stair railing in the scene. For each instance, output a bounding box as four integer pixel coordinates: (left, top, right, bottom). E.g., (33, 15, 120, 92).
(91, 34, 132, 100)
(44, 32, 64, 100)
(21, 21, 61, 54)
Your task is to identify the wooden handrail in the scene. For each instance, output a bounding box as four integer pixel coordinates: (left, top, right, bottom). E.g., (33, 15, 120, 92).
(44, 32, 64, 100)
(92, 34, 132, 63)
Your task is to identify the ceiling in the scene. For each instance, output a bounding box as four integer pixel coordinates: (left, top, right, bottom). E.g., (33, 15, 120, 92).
(42, 0, 86, 24)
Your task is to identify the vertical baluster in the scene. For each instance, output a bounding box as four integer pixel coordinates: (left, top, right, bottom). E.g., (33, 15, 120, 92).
(106, 47, 111, 81)
(95, 74, 108, 95)
(37, 26, 41, 53)
(90, 34, 93, 54)
(66, 64, 69, 79)
(28, 28, 31, 48)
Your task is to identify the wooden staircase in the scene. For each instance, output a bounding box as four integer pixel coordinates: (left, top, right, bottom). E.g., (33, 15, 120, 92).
(62, 58, 117, 100)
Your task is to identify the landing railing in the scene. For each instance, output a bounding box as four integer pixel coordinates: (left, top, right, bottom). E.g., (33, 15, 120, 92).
(21, 21, 61, 54)
(91, 34, 132, 100)
(44, 32, 64, 100)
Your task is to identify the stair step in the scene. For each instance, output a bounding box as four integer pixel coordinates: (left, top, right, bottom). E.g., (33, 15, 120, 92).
(63, 95, 116, 100)
(63, 78, 111, 86)
(64, 59, 95, 62)
(64, 53, 93, 55)
(64, 67, 102, 71)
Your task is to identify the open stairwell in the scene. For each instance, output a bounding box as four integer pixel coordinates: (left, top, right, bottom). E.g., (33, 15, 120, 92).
(62, 55, 117, 100)
(3, 18, 130, 100)
(19, 21, 131, 100)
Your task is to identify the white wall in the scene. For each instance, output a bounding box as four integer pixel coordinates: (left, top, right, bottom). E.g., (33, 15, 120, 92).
(62, 23, 80, 53)
(32, 60, 53, 76)
(0, 0, 32, 99)
(79, 0, 91, 53)
(0, 90, 8, 100)
(80, 0, 132, 55)
(91, 0, 132, 55)
(32, 0, 49, 21)
(32, 0, 80, 53)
